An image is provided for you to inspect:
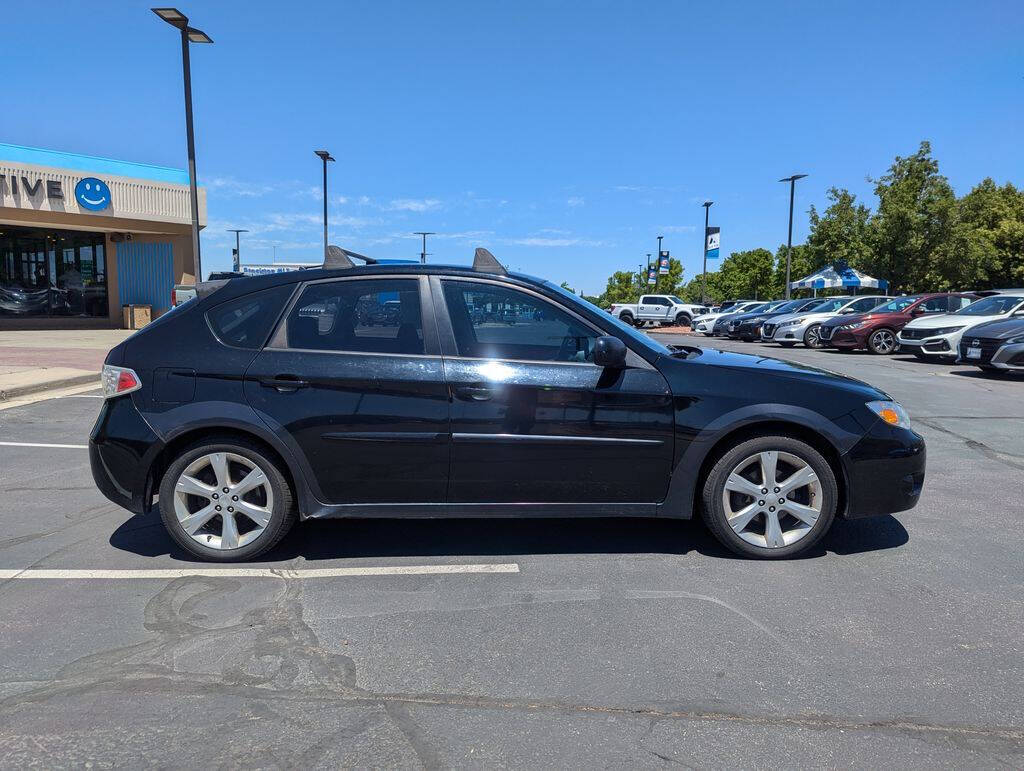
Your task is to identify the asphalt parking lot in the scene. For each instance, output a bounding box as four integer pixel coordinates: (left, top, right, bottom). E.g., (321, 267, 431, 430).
(0, 338, 1022, 768)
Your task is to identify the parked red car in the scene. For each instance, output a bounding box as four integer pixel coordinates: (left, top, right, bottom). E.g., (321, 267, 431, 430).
(818, 293, 978, 354)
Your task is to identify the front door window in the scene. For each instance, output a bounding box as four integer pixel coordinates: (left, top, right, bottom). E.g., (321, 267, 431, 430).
(441, 281, 597, 363)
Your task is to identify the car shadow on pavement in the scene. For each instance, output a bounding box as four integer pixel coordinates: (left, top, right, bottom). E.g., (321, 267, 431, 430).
(109, 509, 909, 563)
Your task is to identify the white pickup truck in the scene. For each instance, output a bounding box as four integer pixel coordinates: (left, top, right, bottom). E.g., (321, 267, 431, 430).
(609, 294, 707, 327)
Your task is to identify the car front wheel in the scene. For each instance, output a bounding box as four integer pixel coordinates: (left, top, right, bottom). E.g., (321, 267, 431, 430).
(701, 435, 837, 559)
(803, 324, 824, 348)
(867, 328, 898, 354)
(675, 313, 692, 327)
(158, 437, 296, 562)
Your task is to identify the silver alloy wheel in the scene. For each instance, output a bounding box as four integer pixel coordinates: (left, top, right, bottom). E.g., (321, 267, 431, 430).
(173, 451, 274, 550)
(871, 329, 896, 353)
(721, 450, 822, 549)
(805, 325, 822, 348)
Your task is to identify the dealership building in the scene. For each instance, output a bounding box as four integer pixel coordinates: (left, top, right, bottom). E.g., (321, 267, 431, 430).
(0, 143, 205, 328)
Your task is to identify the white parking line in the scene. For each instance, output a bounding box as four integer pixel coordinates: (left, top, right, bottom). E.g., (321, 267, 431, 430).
(0, 441, 89, 449)
(0, 564, 520, 580)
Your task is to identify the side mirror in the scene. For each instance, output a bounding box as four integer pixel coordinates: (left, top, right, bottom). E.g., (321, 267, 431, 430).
(593, 336, 627, 368)
(911, 307, 925, 315)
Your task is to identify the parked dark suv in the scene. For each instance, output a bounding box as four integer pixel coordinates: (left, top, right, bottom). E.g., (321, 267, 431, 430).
(90, 248, 926, 561)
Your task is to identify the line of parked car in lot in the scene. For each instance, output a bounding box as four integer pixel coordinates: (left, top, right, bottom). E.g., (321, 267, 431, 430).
(689, 290, 1024, 373)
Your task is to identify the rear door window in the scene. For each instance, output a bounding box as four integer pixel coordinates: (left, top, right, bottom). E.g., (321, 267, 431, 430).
(206, 284, 295, 349)
(283, 279, 424, 355)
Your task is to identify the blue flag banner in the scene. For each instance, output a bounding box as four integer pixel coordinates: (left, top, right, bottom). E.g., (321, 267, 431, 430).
(658, 251, 670, 274)
(705, 227, 720, 260)
(647, 268, 657, 285)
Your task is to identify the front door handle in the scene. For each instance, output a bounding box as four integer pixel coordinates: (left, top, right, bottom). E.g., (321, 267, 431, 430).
(454, 385, 492, 401)
(259, 375, 309, 392)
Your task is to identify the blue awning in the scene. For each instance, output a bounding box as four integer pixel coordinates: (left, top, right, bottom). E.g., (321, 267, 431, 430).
(790, 265, 888, 290)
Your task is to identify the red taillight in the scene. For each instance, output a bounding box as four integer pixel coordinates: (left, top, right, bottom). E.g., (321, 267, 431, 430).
(101, 365, 142, 398)
(117, 370, 139, 392)
(171, 288, 177, 306)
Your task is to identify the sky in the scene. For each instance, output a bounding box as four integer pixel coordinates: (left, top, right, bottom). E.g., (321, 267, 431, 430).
(5, 0, 1023, 293)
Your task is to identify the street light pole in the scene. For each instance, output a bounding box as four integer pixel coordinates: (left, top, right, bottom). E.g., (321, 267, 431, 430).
(779, 174, 807, 299)
(314, 150, 335, 261)
(152, 8, 213, 282)
(227, 229, 248, 272)
(656, 234, 663, 292)
(701, 201, 713, 304)
(413, 232, 434, 264)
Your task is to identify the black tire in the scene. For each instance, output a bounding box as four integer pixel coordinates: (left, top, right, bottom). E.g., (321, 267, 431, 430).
(700, 434, 837, 559)
(867, 327, 898, 355)
(778, 341, 796, 348)
(619, 313, 635, 327)
(803, 324, 824, 349)
(158, 436, 296, 562)
(675, 313, 692, 327)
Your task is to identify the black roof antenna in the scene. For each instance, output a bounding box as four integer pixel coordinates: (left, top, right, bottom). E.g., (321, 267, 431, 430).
(472, 247, 507, 275)
(324, 245, 379, 269)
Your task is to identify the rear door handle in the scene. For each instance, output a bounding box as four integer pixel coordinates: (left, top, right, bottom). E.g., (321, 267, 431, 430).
(454, 385, 492, 401)
(259, 376, 309, 392)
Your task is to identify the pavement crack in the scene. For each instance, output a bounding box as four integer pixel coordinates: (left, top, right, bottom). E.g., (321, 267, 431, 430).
(915, 418, 1024, 470)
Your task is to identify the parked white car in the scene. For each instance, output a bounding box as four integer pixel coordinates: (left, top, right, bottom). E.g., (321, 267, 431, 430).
(897, 292, 1024, 358)
(691, 301, 761, 335)
(609, 294, 707, 327)
(763, 295, 889, 348)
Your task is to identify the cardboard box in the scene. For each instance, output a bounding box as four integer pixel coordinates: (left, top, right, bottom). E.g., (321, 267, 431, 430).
(122, 304, 152, 330)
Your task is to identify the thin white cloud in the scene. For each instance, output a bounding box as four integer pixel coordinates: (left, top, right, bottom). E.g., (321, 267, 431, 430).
(386, 198, 442, 212)
(566, 196, 584, 207)
(205, 176, 275, 198)
(509, 236, 610, 248)
(659, 224, 697, 233)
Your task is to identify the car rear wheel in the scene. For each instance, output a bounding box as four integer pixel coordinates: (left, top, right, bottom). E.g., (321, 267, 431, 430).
(803, 324, 824, 348)
(867, 328, 898, 354)
(619, 312, 635, 326)
(701, 435, 837, 559)
(158, 437, 296, 562)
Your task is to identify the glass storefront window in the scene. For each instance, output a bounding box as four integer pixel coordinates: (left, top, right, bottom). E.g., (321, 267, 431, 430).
(0, 226, 108, 317)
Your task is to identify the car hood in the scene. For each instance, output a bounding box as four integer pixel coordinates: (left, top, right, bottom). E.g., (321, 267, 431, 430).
(903, 313, 974, 330)
(961, 317, 1024, 340)
(820, 312, 883, 328)
(769, 310, 835, 325)
(692, 348, 887, 399)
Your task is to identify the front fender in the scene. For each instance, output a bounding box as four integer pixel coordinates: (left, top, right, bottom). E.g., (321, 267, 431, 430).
(656, 403, 861, 519)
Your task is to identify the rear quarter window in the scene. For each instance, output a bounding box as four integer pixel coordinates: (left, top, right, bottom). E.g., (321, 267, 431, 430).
(206, 284, 295, 349)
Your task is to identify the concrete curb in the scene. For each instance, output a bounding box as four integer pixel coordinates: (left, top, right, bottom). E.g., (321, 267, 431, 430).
(0, 372, 99, 402)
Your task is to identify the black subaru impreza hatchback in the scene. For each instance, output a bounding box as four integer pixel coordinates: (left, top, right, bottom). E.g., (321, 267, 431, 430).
(90, 248, 925, 561)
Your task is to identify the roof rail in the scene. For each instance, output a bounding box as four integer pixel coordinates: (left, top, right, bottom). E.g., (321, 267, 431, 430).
(473, 247, 507, 275)
(324, 245, 379, 269)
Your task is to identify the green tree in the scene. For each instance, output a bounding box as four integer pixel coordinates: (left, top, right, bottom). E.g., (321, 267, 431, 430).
(596, 270, 642, 308)
(714, 248, 777, 300)
(806, 188, 874, 272)
(949, 179, 1024, 288)
(867, 141, 957, 293)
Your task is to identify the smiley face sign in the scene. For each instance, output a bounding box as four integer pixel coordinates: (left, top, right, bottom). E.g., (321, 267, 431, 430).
(74, 177, 112, 211)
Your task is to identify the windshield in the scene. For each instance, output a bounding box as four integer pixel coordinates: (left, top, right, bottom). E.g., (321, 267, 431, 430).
(668, 296, 685, 304)
(771, 299, 806, 314)
(543, 281, 672, 356)
(953, 295, 1024, 315)
(874, 296, 922, 313)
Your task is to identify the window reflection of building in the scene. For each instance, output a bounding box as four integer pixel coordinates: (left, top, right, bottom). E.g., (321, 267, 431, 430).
(0, 225, 107, 317)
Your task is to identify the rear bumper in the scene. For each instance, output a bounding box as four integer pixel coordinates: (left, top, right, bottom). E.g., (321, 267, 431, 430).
(89, 396, 163, 514)
(841, 421, 926, 518)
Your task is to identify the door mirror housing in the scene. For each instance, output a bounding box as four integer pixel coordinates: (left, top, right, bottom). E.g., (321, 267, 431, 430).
(911, 307, 925, 315)
(593, 336, 627, 368)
